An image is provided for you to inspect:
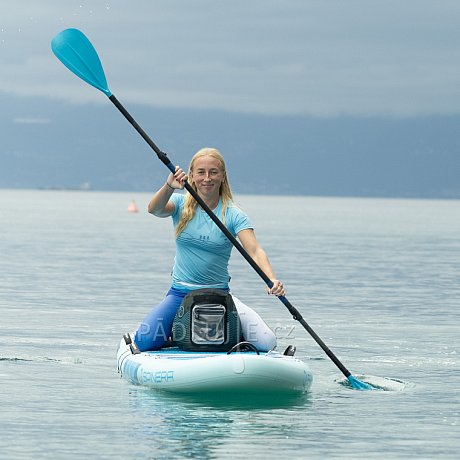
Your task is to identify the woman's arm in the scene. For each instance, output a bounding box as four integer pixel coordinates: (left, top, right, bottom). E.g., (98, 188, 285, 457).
(147, 166, 187, 217)
(237, 228, 285, 297)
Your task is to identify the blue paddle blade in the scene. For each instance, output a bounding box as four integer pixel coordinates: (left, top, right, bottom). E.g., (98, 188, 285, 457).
(348, 375, 375, 390)
(51, 28, 112, 97)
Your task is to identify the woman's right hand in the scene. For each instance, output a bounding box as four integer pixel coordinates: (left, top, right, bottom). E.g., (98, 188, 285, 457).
(167, 166, 188, 190)
(149, 166, 187, 216)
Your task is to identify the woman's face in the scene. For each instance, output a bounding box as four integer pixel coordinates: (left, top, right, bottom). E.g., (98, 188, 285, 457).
(191, 155, 224, 201)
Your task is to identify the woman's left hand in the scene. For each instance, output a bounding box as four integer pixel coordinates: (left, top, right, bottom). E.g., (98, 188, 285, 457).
(268, 279, 285, 297)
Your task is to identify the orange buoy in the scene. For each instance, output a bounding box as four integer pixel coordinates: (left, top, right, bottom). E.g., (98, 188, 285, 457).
(128, 199, 139, 213)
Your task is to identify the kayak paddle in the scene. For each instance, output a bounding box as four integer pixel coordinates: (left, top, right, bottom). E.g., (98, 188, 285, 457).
(51, 28, 374, 390)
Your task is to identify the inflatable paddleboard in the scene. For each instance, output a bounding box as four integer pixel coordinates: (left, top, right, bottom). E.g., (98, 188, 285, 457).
(117, 338, 313, 395)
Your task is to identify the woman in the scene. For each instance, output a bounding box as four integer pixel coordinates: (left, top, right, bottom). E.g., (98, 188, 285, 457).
(134, 147, 285, 352)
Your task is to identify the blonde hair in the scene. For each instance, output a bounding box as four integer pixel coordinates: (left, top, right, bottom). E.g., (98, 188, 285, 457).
(175, 147, 234, 237)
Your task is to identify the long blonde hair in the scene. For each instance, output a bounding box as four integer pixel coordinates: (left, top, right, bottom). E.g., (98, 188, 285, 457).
(175, 147, 234, 237)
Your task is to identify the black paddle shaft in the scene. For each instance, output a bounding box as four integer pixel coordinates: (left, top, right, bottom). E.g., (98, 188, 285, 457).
(109, 94, 352, 380)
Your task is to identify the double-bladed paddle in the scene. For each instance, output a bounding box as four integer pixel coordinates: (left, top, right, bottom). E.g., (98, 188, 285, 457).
(51, 28, 374, 390)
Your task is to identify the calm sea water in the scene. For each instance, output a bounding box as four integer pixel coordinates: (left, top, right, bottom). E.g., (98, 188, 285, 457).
(1, 189, 459, 459)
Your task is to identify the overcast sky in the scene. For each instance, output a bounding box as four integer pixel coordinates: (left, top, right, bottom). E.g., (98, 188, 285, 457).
(1, 0, 460, 119)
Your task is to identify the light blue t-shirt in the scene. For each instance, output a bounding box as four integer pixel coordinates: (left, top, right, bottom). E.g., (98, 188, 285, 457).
(169, 193, 253, 291)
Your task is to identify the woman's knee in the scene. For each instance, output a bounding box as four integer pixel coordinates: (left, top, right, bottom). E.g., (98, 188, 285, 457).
(232, 295, 277, 351)
(134, 293, 183, 351)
